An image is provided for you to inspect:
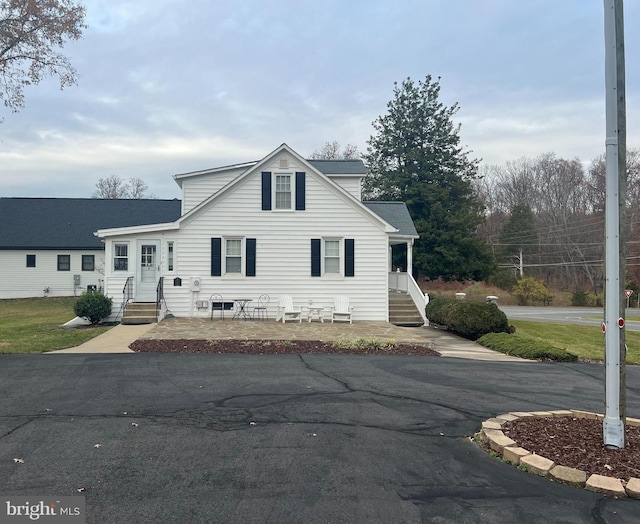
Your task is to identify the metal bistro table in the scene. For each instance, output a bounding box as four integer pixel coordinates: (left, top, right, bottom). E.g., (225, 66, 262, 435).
(232, 298, 253, 320)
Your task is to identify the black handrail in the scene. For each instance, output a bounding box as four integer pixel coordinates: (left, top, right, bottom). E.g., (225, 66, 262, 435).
(156, 277, 164, 317)
(123, 276, 134, 304)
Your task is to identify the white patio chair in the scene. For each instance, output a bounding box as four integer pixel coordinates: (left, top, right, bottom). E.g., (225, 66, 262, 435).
(330, 296, 353, 324)
(276, 295, 302, 323)
(251, 294, 270, 320)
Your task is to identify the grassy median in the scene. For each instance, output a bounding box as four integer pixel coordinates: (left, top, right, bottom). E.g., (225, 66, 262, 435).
(508, 320, 640, 365)
(0, 297, 112, 354)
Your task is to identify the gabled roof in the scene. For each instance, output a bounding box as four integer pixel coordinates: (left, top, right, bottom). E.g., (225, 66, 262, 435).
(173, 161, 259, 188)
(363, 202, 419, 238)
(172, 157, 367, 187)
(0, 198, 182, 250)
(173, 143, 396, 234)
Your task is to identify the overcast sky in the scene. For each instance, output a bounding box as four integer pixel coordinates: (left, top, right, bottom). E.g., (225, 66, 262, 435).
(1, 0, 639, 200)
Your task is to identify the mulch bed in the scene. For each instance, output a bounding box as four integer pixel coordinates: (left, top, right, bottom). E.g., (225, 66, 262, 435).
(503, 416, 640, 481)
(130, 339, 441, 356)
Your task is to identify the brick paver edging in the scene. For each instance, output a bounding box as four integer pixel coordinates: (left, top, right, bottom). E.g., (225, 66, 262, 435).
(476, 410, 640, 499)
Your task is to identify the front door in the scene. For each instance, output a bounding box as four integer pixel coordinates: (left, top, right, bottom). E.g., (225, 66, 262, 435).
(136, 240, 160, 302)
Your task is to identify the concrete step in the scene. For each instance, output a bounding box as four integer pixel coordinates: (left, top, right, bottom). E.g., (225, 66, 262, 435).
(388, 292, 423, 327)
(122, 302, 157, 325)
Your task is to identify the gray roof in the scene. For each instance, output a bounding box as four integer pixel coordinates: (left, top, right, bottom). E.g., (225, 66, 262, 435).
(0, 198, 182, 250)
(308, 159, 367, 175)
(0, 197, 416, 250)
(363, 201, 419, 237)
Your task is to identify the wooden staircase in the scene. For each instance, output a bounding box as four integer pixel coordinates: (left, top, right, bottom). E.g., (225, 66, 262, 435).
(122, 302, 157, 325)
(389, 292, 424, 326)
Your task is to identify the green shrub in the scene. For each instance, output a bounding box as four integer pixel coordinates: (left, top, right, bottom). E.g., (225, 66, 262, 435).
(426, 296, 509, 340)
(425, 296, 454, 326)
(588, 292, 604, 307)
(477, 332, 578, 362)
(74, 292, 113, 324)
(334, 338, 397, 350)
(571, 289, 589, 307)
(512, 277, 553, 305)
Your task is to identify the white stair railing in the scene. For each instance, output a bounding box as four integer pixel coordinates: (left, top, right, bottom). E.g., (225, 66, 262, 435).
(388, 271, 428, 325)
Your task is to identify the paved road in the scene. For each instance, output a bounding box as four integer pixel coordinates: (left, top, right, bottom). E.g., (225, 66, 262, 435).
(1, 354, 640, 523)
(500, 305, 640, 331)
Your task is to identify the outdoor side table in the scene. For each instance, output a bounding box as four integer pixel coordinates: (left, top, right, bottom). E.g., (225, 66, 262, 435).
(307, 306, 324, 323)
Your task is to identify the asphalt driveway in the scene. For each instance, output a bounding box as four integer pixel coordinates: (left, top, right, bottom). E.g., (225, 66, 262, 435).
(1, 354, 639, 523)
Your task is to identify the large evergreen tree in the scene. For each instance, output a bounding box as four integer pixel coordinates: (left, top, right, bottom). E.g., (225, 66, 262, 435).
(363, 75, 494, 281)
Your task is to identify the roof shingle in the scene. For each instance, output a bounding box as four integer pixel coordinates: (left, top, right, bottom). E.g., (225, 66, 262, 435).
(0, 198, 182, 250)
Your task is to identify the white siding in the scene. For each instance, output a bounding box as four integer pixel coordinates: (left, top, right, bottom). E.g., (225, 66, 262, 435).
(103, 153, 390, 321)
(326, 176, 362, 200)
(181, 167, 250, 214)
(0, 250, 105, 299)
(181, 163, 364, 212)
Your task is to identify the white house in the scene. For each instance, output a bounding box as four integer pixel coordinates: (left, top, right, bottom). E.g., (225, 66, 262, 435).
(96, 144, 425, 324)
(0, 198, 180, 299)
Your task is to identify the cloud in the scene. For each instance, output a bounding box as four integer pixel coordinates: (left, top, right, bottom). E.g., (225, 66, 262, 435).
(1, 0, 640, 200)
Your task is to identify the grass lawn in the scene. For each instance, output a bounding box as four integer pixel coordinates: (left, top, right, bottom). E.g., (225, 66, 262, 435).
(511, 319, 640, 365)
(0, 297, 112, 354)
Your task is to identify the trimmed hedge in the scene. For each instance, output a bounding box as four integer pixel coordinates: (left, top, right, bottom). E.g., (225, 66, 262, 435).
(425, 296, 509, 340)
(477, 332, 578, 362)
(74, 291, 113, 324)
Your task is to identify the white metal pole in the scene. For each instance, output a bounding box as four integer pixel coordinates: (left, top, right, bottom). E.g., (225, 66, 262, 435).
(603, 0, 625, 448)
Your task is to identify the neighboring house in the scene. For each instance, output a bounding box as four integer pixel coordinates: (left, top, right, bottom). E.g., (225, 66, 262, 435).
(96, 144, 425, 323)
(0, 198, 181, 299)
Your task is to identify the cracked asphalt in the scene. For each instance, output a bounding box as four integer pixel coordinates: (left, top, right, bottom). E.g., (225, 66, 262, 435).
(1, 354, 640, 523)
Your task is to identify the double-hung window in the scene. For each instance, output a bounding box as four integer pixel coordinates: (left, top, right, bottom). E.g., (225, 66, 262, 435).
(57, 255, 71, 271)
(311, 238, 355, 277)
(114, 244, 129, 271)
(275, 174, 292, 210)
(82, 255, 95, 271)
(262, 171, 305, 211)
(225, 239, 242, 274)
(324, 239, 341, 274)
(211, 238, 256, 277)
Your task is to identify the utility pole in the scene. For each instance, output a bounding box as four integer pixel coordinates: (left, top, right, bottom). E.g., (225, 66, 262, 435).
(519, 247, 524, 279)
(603, 0, 627, 449)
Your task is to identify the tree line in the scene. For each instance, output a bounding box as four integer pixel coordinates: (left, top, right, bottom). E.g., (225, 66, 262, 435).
(475, 149, 640, 293)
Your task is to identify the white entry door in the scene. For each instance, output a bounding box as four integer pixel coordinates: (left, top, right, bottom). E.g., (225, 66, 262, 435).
(136, 240, 160, 302)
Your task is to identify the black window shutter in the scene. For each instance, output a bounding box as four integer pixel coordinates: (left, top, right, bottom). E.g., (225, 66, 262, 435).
(246, 238, 256, 277)
(345, 239, 355, 277)
(295, 172, 305, 210)
(262, 172, 272, 210)
(211, 238, 221, 276)
(311, 239, 321, 277)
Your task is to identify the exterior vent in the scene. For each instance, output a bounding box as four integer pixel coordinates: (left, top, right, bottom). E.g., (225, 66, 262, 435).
(279, 158, 289, 169)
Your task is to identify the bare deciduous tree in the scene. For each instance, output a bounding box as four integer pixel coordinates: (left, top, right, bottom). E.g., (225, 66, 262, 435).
(310, 141, 361, 160)
(93, 175, 155, 199)
(0, 0, 86, 115)
(480, 153, 604, 292)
